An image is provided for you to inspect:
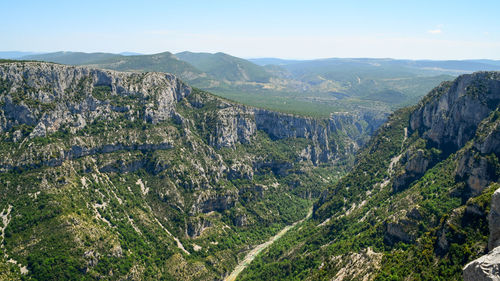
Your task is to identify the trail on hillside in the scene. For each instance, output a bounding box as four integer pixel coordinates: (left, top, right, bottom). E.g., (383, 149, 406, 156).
(224, 206, 313, 281)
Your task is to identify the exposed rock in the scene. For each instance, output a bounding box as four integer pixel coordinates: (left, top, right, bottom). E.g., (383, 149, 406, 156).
(329, 248, 383, 281)
(463, 187, 500, 280)
(191, 190, 238, 214)
(410, 72, 500, 151)
(206, 104, 382, 165)
(489, 188, 500, 251)
(186, 217, 212, 238)
(456, 151, 496, 196)
(455, 115, 500, 197)
(0, 62, 190, 136)
(227, 162, 254, 180)
(383, 221, 413, 245)
(393, 149, 430, 192)
(463, 246, 500, 281)
(394, 72, 500, 193)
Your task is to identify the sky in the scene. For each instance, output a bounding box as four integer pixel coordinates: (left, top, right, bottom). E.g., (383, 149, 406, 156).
(2, 0, 500, 60)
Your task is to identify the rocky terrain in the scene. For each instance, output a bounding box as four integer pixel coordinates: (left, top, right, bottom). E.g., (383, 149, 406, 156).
(463, 188, 500, 281)
(0, 61, 382, 280)
(238, 71, 500, 280)
(2, 61, 498, 280)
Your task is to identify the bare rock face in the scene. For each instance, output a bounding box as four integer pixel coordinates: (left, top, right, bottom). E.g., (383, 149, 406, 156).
(410, 72, 500, 151)
(394, 72, 500, 193)
(207, 105, 379, 165)
(455, 116, 500, 197)
(383, 221, 414, 245)
(0, 62, 191, 136)
(489, 188, 500, 251)
(463, 187, 500, 281)
(393, 149, 430, 192)
(463, 246, 500, 281)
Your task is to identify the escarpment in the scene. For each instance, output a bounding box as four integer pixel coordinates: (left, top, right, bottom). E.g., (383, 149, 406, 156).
(239, 72, 500, 281)
(0, 62, 382, 171)
(0, 61, 383, 280)
(393, 72, 500, 193)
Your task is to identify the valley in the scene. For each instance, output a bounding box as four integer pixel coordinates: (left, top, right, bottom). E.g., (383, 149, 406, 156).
(0, 61, 378, 280)
(21, 51, 499, 117)
(0, 56, 498, 281)
(225, 206, 313, 281)
(3, 0, 500, 280)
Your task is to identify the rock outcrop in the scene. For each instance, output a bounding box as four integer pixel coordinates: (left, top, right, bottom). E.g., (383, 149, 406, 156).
(410, 72, 500, 150)
(463, 187, 500, 281)
(490, 188, 500, 251)
(206, 105, 379, 165)
(0, 62, 191, 137)
(455, 112, 500, 197)
(463, 246, 500, 281)
(393, 72, 500, 192)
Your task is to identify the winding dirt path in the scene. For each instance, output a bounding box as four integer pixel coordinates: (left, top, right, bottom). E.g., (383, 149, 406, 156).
(224, 206, 313, 281)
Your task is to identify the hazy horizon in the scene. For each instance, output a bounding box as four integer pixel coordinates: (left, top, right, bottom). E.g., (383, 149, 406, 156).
(2, 50, 500, 62)
(2, 0, 500, 60)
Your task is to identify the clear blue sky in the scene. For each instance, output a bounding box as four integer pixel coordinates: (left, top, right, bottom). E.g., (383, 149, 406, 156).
(2, 0, 499, 59)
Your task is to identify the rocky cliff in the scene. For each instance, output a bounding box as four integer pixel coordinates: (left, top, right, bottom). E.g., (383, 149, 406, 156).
(0, 61, 382, 280)
(238, 71, 500, 281)
(463, 188, 500, 281)
(393, 72, 500, 192)
(0, 62, 381, 170)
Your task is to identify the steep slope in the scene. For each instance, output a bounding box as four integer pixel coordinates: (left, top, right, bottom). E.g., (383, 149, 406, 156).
(0, 61, 382, 280)
(24, 51, 453, 117)
(239, 71, 500, 281)
(86, 52, 206, 81)
(175, 52, 272, 83)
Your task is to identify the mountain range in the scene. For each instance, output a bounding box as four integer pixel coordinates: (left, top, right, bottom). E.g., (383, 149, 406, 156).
(13, 51, 500, 117)
(0, 56, 499, 280)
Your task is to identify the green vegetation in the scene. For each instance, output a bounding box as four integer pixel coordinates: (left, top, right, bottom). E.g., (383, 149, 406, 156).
(0, 68, 352, 280)
(22, 51, 462, 117)
(238, 77, 500, 280)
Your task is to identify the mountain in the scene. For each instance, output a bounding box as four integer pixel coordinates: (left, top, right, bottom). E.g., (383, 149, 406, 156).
(251, 57, 500, 75)
(85, 51, 206, 81)
(0, 61, 383, 280)
(13, 51, 461, 117)
(22, 51, 122, 65)
(238, 71, 500, 280)
(175, 52, 272, 83)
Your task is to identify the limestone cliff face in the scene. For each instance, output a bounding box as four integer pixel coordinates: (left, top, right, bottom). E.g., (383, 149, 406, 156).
(205, 104, 379, 165)
(463, 188, 500, 281)
(0, 62, 191, 137)
(455, 114, 500, 197)
(393, 72, 500, 192)
(0, 62, 382, 171)
(489, 188, 500, 251)
(410, 72, 500, 150)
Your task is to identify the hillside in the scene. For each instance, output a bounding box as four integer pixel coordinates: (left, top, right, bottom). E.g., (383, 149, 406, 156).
(238, 71, 500, 280)
(175, 52, 272, 83)
(19, 51, 462, 117)
(0, 61, 384, 280)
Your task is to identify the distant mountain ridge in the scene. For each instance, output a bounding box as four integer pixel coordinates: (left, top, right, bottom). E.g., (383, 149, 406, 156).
(175, 51, 272, 82)
(15, 51, 500, 117)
